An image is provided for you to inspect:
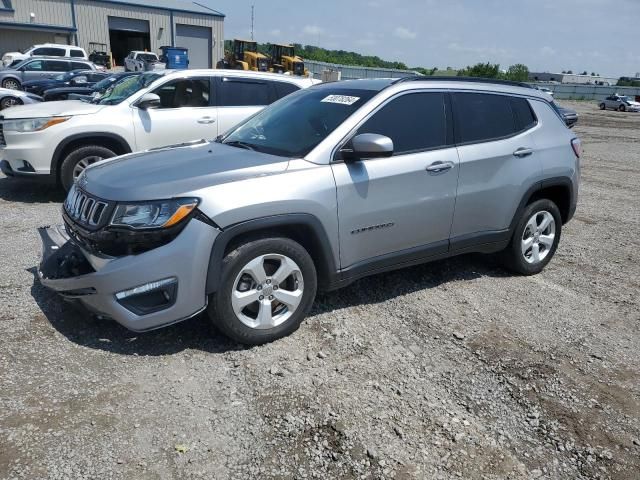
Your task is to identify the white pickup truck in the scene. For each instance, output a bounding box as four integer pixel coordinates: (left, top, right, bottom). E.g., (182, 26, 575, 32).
(124, 51, 165, 72)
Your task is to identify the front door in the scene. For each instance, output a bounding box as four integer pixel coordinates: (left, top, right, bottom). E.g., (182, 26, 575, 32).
(132, 76, 217, 150)
(331, 91, 459, 270)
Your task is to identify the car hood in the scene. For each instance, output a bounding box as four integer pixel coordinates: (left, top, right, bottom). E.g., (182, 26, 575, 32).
(626, 101, 640, 106)
(0, 87, 29, 97)
(82, 141, 291, 202)
(44, 86, 94, 94)
(0, 100, 105, 118)
(22, 79, 59, 87)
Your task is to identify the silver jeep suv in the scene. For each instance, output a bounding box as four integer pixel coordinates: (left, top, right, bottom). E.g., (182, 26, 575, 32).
(39, 78, 581, 345)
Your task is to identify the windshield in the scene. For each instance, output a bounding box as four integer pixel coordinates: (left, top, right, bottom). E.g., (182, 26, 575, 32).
(618, 96, 630, 102)
(97, 73, 162, 105)
(138, 53, 158, 62)
(222, 87, 377, 157)
(94, 75, 124, 91)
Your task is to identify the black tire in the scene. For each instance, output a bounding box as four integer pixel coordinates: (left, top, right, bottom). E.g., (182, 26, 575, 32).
(501, 199, 562, 275)
(60, 145, 116, 192)
(2, 78, 21, 90)
(599, 103, 606, 110)
(207, 237, 317, 345)
(619, 104, 626, 112)
(0, 96, 22, 110)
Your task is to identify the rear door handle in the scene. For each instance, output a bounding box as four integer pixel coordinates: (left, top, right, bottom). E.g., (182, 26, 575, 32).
(426, 161, 454, 173)
(513, 147, 533, 158)
(197, 117, 216, 124)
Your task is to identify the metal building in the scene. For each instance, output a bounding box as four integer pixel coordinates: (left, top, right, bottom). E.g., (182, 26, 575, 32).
(0, 0, 224, 69)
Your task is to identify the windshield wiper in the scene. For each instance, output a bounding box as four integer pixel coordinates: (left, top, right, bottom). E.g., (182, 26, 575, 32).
(224, 140, 256, 151)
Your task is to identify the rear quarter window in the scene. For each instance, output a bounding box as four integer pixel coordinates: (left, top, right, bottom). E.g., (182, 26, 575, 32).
(70, 49, 85, 58)
(511, 97, 537, 131)
(72, 61, 91, 70)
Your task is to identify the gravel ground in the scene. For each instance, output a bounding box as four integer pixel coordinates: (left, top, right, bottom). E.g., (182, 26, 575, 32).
(1, 101, 639, 480)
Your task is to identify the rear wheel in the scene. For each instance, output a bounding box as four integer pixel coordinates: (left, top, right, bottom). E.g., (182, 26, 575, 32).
(208, 237, 317, 345)
(0, 96, 22, 110)
(501, 199, 562, 275)
(60, 145, 116, 192)
(2, 78, 20, 90)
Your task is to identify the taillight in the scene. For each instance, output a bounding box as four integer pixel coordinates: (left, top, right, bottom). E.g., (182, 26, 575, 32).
(571, 138, 582, 158)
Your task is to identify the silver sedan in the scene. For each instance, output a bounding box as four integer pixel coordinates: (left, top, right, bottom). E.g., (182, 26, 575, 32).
(0, 87, 42, 110)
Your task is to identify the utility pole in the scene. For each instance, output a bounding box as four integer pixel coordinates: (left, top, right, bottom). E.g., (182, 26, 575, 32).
(250, 5, 255, 41)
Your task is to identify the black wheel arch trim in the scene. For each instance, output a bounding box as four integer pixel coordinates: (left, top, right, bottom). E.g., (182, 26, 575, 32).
(509, 176, 575, 234)
(205, 214, 338, 295)
(51, 132, 132, 179)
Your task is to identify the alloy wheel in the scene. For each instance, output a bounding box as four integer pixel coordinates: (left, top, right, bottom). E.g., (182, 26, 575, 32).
(72, 155, 103, 180)
(521, 211, 556, 264)
(2, 79, 20, 90)
(231, 254, 304, 329)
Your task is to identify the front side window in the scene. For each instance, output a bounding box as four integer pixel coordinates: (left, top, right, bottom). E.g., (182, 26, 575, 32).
(218, 78, 271, 106)
(98, 72, 163, 105)
(23, 60, 43, 71)
(452, 92, 517, 144)
(152, 78, 210, 108)
(222, 87, 376, 157)
(356, 92, 448, 155)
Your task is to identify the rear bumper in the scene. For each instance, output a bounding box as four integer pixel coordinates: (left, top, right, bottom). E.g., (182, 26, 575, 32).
(38, 220, 218, 332)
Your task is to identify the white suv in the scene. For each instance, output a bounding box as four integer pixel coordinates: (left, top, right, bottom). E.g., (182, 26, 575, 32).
(2, 44, 88, 67)
(0, 69, 317, 190)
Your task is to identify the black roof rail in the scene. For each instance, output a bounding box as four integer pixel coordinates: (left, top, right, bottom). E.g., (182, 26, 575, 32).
(392, 76, 534, 89)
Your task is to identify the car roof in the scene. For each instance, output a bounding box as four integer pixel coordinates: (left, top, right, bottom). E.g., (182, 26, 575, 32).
(23, 56, 92, 61)
(160, 69, 318, 85)
(313, 76, 549, 100)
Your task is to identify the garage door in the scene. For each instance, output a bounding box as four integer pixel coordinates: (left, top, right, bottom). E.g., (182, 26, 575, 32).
(175, 24, 211, 69)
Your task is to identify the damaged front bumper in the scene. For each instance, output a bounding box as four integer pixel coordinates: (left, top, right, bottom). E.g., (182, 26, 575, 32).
(38, 220, 218, 332)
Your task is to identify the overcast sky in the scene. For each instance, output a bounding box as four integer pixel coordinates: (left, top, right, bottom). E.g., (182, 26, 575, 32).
(203, 0, 640, 78)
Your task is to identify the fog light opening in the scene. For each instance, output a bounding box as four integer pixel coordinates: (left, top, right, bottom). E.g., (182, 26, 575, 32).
(115, 277, 178, 315)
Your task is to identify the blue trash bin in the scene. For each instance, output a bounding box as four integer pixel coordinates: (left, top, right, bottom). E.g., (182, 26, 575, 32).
(159, 46, 189, 70)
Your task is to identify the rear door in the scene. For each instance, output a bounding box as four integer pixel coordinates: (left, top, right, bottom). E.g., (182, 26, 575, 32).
(332, 91, 459, 269)
(214, 76, 273, 136)
(450, 92, 542, 241)
(132, 76, 217, 150)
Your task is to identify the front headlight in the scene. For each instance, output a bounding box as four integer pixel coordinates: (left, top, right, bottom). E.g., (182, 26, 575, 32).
(110, 198, 199, 230)
(2, 116, 70, 133)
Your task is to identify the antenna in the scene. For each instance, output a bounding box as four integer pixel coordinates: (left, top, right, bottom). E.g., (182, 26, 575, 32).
(250, 5, 255, 41)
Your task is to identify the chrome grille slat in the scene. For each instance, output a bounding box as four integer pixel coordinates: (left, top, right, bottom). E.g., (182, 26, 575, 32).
(64, 187, 110, 228)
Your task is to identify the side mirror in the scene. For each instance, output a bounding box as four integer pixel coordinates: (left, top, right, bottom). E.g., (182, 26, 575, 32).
(341, 133, 394, 161)
(136, 92, 160, 110)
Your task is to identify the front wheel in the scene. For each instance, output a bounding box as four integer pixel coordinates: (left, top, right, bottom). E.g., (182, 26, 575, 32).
(208, 237, 317, 345)
(59, 145, 116, 192)
(2, 78, 21, 90)
(599, 103, 606, 110)
(619, 104, 626, 112)
(0, 96, 22, 110)
(501, 199, 562, 275)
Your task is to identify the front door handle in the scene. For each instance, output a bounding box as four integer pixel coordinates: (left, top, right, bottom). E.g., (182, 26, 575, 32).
(513, 147, 533, 158)
(426, 161, 454, 173)
(197, 116, 216, 124)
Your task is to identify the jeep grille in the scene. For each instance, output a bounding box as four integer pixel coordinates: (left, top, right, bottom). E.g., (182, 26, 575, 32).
(64, 187, 110, 228)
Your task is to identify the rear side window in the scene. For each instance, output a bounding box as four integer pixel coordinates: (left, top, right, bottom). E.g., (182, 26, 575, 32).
(452, 93, 516, 144)
(357, 92, 449, 155)
(218, 78, 271, 106)
(70, 49, 85, 58)
(72, 61, 90, 70)
(33, 47, 66, 56)
(44, 60, 70, 72)
(511, 97, 537, 131)
(273, 81, 300, 100)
